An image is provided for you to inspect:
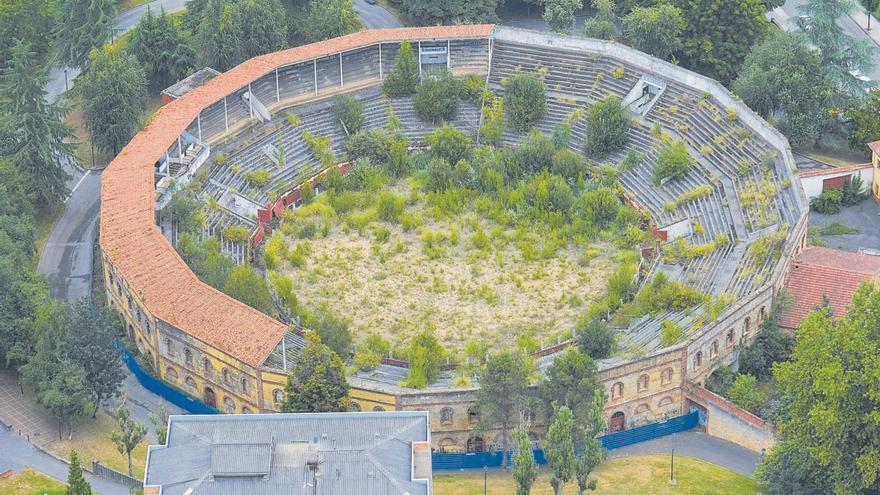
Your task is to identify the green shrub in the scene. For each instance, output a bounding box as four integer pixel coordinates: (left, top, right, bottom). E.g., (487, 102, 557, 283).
(480, 96, 506, 146)
(222, 225, 250, 243)
(354, 350, 381, 371)
(551, 148, 587, 184)
(504, 74, 547, 132)
(383, 40, 419, 96)
(809, 189, 843, 214)
(331, 94, 365, 134)
(426, 125, 472, 165)
(244, 168, 271, 187)
(576, 187, 621, 228)
(377, 191, 405, 222)
(414, 70, 462, 123)
(653, 139, 694, 183)
(576, 317, 616, 359)
(619, 149, 644, 172)
(660, 319, 685, 347)
(584, 95, 631, 156)
(213, 153, 228, 166)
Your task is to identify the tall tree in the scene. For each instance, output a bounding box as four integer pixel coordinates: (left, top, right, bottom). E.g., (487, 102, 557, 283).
(674, 0, 767, 84)
(575, 389, 606, 494)
(110, 399, 147, 477)
(622, 4, 686, 61)
(129, 8, 195, 92)
(383, 40, 419, 97)
(582, 0, 618, 40)
(545, 404, 576, 495)
(799, 0, 875, 96)
(544, 0, 583, 34)
(0, 0, 53, 69)
(54, 0, 117, 67)
(194, 0, 288, 71)
(0, 41, 76, 208)
(281, 332, 350, 412)
(576, 317, 616, 359)
(149, 402, 169, 445)
(400, 0, 501, 25)
(475, 351, 531, 467)
(237, 0, 289, 58)
(403, 330, 445, 388)
(66, 450, 92, 495)
(846, 89, 880, 153)
(309, 309, 353, 359)
(539, 348, 601, 435)
(733, 31, 833, 147)
(512, 427, 538, 495)
(79, 45, 146, 155)
(294, 0, 361, 43)
(223, 264, 274, 314)
(759, 284, 880, 494)
(66, 300, 125, 417)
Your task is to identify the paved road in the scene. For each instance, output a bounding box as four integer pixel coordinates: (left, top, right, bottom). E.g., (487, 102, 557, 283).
(607, 431, 763, 476)
(0, 429, 132, 495)
(353, 0, 403, 29)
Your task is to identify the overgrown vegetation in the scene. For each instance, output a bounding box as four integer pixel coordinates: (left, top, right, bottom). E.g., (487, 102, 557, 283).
(504, 74, 548, 133)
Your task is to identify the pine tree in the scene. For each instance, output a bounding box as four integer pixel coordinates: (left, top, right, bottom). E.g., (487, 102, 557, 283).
(294, 0, 361, 43)
(66, 450, 92, 495)
(129, 8, 195, 92)
(0, 41, 76, 209)
(383, 40, 419, 97)
(281, 333, 349, 412)
(54, 0, 117, 67)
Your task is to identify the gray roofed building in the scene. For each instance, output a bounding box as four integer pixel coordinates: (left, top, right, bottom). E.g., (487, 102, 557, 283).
(143, 411, 432, 495)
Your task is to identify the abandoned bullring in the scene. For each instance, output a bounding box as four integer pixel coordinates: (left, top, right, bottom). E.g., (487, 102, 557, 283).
(100, 24, 807, 454)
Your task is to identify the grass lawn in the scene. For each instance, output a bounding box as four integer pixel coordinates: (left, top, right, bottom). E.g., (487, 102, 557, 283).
(45, 409, 149, 480)
(0, 469, 65, 495)
(433, 455, 764, 495)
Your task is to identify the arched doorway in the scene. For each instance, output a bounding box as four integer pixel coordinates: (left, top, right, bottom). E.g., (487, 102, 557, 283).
(466, 436, 484, 453)
(609, 411, 625, 433)
(204, 387, 217, 408)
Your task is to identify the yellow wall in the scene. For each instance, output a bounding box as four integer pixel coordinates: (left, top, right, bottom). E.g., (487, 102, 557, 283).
(350, 387, 398, 412)
(873, 150, 880, 201)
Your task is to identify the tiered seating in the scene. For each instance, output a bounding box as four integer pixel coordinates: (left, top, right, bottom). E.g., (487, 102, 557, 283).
(450, 39, 490, 73)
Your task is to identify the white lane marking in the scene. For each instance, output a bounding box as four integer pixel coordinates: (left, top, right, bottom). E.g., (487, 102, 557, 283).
(65, 170, 91, 204)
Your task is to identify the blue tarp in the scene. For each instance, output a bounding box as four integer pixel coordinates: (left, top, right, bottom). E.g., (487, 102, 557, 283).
(121, 348, 218, 415)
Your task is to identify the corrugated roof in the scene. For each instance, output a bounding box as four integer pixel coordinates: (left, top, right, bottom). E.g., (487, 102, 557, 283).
(778, 246, 880, 328)
(796, 162, 871, 178)
(100, 25, 495, 368)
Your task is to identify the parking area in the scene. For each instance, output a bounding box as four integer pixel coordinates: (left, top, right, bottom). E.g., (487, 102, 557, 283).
(810, 198, 880, 253)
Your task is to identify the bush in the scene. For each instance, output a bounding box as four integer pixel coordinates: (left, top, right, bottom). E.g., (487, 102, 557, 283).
(414, 70, 462, 123)
(331, 94, 365, 134)
(480, 96, 506, 146)
(244, 168, 271, 187)
(222, 225, 250, 243)
(727, 374, 768, 415)
(345, 129, 392, 165)
(809, 189, 843, 214)
(504, 74, 547, 132)
(659, 319, 684, 347)
(653, 139, 694, 184)
(377, 191, 405, 222)
(576, 187, 621, 229)
(576, 317, 616, 359)
(584, 96, 631, 156)
(705, 365, 736, 395)
(383, 40, 419, 96)
(551, 149, 587, 184)
(353, 350, 381, 371)
(426, 125, 472, 165)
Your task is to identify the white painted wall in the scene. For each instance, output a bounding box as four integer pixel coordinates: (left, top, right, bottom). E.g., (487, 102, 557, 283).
(799, 167, 874, 200)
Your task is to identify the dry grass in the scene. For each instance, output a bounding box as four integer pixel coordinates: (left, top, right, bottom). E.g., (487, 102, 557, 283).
(45, 409, 149, 480)
(281, 182, 616, 351)
(0, 469, 65, 495)
(433, 455, 764, 495)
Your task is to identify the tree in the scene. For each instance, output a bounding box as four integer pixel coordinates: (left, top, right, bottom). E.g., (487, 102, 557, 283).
(223, 264, 275, 314)
(674, 0, 767, 84)
(426, 125, 472, 165)
(403, 330, 445, 388)
(575, 389, 606, 494)
(582, 0, 618, 40)
(733, 31, 833, 147)
(281, 332, 350, 412)
(237, 0, 289, 58)
(383, 40, 419, 97)
(738, 310, 794, 380)
(310, 310, 352, 359)
(505, 74, 547, 132)
(129, 8, 195, 92)
(0, 41, 76, 208)
(846, 89, 880, 153)
(512, 427, 538, 495)
(331, 94, 365, 135)
(54, 0, 117, 67)
(66, 450, 92, 495)
(726, 374, 767, 415)
(0, 0, 54, 69)
(539, 348, 601, 435)
(65, 300, 124, 417)
(799, 0, 875, 96)
(545, 404, 576, 495)
(294, 0, 361, 43)
(653, 139, 693, 183)
(194, 0, 242, 71)
(475, 351, 531, 467)
(576, 317, 615, 359)
(149, 402, 169, 445)
(79, 45, 146, 155)
(414, 71, 462, 124)
(622, 5, 685, 61)
(544, 0, 583, 34)
(705, 365, 736, 395)
(110, 400, 147, 477)
(584, 95, 630, 157)
(759, 285, 880, 493)
(400, 0, 501, 25)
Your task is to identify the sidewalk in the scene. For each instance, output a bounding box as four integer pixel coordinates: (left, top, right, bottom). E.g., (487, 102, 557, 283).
(848, 9, 880, 48)
(0, 370, 59, 445)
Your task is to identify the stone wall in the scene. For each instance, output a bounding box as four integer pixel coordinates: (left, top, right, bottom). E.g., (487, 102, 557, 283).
(683, 381, 775, 453)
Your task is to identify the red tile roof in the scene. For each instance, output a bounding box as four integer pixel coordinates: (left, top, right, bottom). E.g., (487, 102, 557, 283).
(778, 246, 880, 329)
(868, 140, 880, 156)
(796, 162, 871, 179)
(100, 25, 496, 368)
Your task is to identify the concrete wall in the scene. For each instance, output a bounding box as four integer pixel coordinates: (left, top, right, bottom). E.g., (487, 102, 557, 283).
(799, 166, 873, 199)
(684, 382, 775, 453)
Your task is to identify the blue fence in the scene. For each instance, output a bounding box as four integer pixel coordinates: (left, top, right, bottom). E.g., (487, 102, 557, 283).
(120, 348, 218, 415)
(432, 412, 698, 471)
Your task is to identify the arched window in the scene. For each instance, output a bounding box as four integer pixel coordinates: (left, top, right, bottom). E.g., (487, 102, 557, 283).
(223, 397, 235, 413)
(272, 389, 284, 403)
(743, 317, 751, 334)
(468, 406, 480, 424)
(165, 367, 179, 382)
(203, 358, 212, 374)
(242, 407, 252, 414)
(694, 351, 703, 369)
(240, 378, 248, 393)
(635, 403, 651, 414)
(184, 348, 193, 366)
(373, 406, 385, 412)
(439, 438, 457, 453)
(611, 382, 624, 400)
(528, 432, 539, 448)
(136, 338, 145, 352)
(710, 340, 719, 359)
(658, 396, 674, 407)
(759, 306, 766, 323)
(726, 328, 735, 346)
(466, 436, 484, 453)
(637, 374, 649, 392)
(165, 338, 174, 356)
(440, 407, 454, 425)
(222, 368, 230, 384)
(351, 402, 362, 412)
(522, 408, 536, 424)
(660, 368, 673, 385)
(185, 376, 197, 391)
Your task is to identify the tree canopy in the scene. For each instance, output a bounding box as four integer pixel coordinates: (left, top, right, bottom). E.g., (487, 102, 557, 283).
(622, 4, 686, 61)
(129, 8, 196, 92)
(476, 351, 532, 467)
(504, 74, 547, 133)
(282, 332, 350, 412)
(54, 0, 117, 67)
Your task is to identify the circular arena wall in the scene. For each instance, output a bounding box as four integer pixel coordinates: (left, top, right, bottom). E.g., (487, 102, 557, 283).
(100, 25, 807, 448)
